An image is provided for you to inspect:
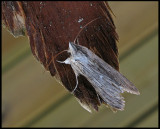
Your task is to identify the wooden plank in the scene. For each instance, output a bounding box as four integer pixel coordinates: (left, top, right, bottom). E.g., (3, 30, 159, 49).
(135, 109, 158, 127)
(2, 28, 28, 56)
(109, 1, 158, 54)
(2, 28, 30, 74)
(126, 103, 158, 127)
(28, 31, 158, 127)
(2, 2, 158, 127)
(2, 55, 68, 127)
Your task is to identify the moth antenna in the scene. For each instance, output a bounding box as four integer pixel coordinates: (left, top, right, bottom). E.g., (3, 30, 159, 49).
(73, 17, 101, 44)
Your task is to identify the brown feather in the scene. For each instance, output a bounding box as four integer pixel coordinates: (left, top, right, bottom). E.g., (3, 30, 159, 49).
(2, 1, 119, 111)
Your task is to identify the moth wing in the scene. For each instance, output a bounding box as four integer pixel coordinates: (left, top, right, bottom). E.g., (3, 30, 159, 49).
(77, 45, 140, 110)
(87, 47, 140, 95)
(88, 75, 126, 110)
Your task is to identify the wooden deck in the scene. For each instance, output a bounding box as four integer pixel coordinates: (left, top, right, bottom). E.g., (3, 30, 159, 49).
(2, 2, 158, 127)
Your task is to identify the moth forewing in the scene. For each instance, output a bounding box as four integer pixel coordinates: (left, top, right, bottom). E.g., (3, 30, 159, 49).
(71, 42, 140, 95)
(66, 42, 140, 111)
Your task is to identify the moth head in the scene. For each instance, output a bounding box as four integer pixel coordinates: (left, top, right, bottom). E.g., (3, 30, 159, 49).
(68, 42, 78, 55)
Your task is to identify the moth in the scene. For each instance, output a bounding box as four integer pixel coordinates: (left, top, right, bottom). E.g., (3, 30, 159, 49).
(57, 42, 140, 111)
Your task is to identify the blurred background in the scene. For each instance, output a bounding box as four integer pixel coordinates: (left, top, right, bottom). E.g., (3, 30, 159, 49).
(2, 1, 158, 127)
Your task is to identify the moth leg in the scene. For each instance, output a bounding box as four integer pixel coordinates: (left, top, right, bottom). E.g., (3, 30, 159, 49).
(76, 38, 79, 45)
(71, 72, 79, 94)
(56, 58, 70, 64)
(56, 60, 65, 63)
(97, 94, 101, 105)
